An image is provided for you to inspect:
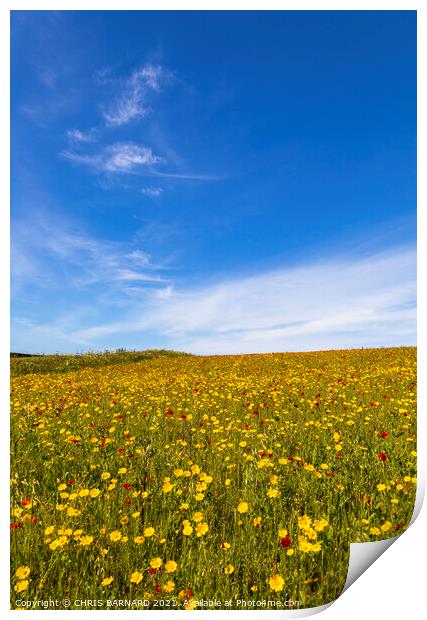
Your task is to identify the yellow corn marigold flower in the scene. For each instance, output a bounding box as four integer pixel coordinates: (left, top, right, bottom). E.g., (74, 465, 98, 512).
(376, 483, 387, 491)
(15, 566, 30, 580)
(110, 530, 122, 542)
(183, 523, 193, 536)
(192, 512, 203, 523)
(184, 599, 198, 610)
(101, 472, 111, 480)
(134, 536, 145, 544)
(269, 573, 284, 592)
(253, 516, 262, 527)
(278, 528, 288, 538)
(44, 526, 55, 536)
(381, 521, 392, 533)
(286, 549, 295, 556)
(163, 481, 174, 493)
(370, 527, 381, 535)
(102, 576, 114, 586)
(144, 527, 155, 537)
(165, 560, 177, 573)
(14, 580, 29, 592)
(313, 518, 328, 532)
(79, 535, 94, 546)
(67, 507, 81, 517)
(267, 488, 280, 498)
(298, 515, 312, 530)
(237, 501, 248, 514)
(130, 571, 143, 584)
(79, 488, 89, 497)
(118, 468, 127, 474)
(90, 489, 100, 498)
(224, 564, 234, 575)
(195, 493, 205, 501)
(150, 557, 162, 569)
(195, 522, 209, 536)
(163, 580, 175, 593)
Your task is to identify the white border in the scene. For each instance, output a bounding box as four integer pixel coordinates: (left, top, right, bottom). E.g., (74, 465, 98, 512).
(1, 2, 424, 618)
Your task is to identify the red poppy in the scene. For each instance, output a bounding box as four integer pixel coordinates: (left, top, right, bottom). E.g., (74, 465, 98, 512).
(279, 535, 292, 548)
(378, 453, 388, 462)
(381, 431, 389, 439)
(21, 497, 31, 507)
(122, 483, 132, 490)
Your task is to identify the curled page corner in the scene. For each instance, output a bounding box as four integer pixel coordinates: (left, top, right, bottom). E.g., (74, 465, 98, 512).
(343, 537, 397, 592)
(344, 478, 425, 594)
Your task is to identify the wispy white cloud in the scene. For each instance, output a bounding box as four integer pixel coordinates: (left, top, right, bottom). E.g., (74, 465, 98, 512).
(67, 246, 416, 354)
(62, 142, 162, 174)
(102, 63, 166, 127)
(141, 187, 163, 197)
(66, 128, 97, 143)
(11, 211, 168, 294)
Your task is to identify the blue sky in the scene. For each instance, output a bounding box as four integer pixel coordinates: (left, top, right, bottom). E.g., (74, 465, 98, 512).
(11, 10, 416, 354)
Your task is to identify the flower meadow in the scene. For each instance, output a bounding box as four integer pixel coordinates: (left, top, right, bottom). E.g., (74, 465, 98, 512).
(10, 347, 416, 609)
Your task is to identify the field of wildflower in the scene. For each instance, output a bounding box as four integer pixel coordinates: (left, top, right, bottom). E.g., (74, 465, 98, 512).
(10, 347, 416, 609)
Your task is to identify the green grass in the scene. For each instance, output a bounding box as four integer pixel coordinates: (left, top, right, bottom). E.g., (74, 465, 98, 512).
(10, 349, 192, 377)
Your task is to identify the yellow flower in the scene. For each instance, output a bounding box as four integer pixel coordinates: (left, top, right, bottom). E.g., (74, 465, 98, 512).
(370, 527, 381, 535)
(67, 507, 81, 517)
(163, 481, 174, 493)
(298, 515, 312, 530)
(183, 523, 193, 536)
(15, 566, 30, 580)
(376, 483, 387, 492)
(192, 511, 203, 523)
(79, 488, 89, 497)
(130, 571, 143, 584)
(150, 557, 162, 569)
(102, 576, 114, 586)
(278, 528, 288, 538)
(144, 527, 155, 537)
(224, 564, 234, 575)
(165, 560, 177, 573)
(134, 536, 145, 544)
(14, 580, 29, 592)
(237, 501, 248, 514)
(79, 535, 94, 546)
(195, 493, 205, 501)
(180, 503, 189, 511)
(195, 522, 209, 537)
(163, 580, 175, 592)
(110, 530, 122, 542)
(253, 516, 262, 527)
(313, 518, 328, 532)
(118, 467, 127, 474)
(286, 549, 295, 556)
(267, 488, 280, 498)
(269, 573, 284, 592)
(101, 472, 111, 480)
(381, 521, 392, 533)
(90, 488, 101, 498)
(184, 599, 198, 610)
